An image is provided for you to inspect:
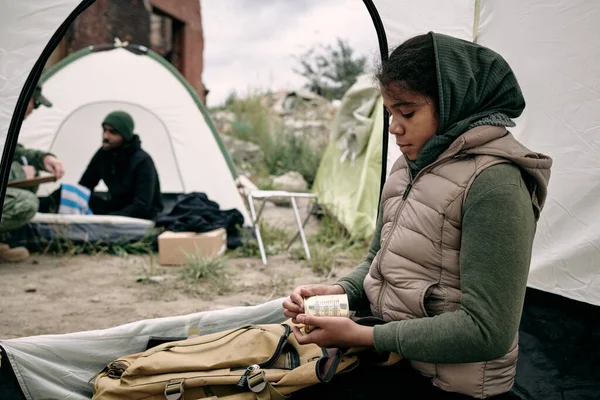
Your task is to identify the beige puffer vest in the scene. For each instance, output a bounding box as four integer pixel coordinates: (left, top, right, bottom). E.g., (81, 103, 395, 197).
(363, 126, 551, 398)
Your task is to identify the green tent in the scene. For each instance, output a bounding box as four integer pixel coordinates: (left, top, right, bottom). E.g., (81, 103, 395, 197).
(312, 75, 383, 240)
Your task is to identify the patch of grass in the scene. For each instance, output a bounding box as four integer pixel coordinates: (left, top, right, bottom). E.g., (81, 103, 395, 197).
(293, 243, 338, 276)
(312, 211, 352, 247)
(262, 133, 323, 187)
(291, 213, 368, 276)
(226, 95, 274, 147)
(180, 253, 232, 297)
(219, 93, 324, 188)
(37, 227, 159, 257)
(234, 222, 291, 258)
(134, 253, 161, 284)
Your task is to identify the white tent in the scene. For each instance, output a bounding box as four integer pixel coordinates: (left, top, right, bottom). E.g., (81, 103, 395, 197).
(18, 43, 250, 223)
(0, 1, 599, 399)
(379, 0, 600, 308)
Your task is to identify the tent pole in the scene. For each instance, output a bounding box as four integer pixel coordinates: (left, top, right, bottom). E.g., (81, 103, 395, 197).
(361, 0, 390, 211)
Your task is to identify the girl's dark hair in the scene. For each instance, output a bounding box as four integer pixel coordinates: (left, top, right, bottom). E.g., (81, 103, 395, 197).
(376, 33, 439, 107)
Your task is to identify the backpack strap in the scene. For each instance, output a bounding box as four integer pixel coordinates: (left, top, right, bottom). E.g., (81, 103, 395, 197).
(316, 348, 344, 383)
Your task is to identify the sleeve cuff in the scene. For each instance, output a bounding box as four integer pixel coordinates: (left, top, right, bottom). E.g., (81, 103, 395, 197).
(334, 280, 363, 310)
(373, 322, 405, 358)
(35, 152, 53, 171)
(333, 281, 349, 293)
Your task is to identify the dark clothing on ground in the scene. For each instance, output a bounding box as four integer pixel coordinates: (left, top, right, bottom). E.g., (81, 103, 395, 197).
(79, 135, 163, 220)
(153, 192, 245, 249)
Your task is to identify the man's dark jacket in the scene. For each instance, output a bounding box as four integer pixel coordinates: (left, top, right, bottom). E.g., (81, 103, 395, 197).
(79, 135, 163, 219)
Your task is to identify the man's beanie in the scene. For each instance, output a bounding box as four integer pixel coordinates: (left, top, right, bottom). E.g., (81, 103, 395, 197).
(102, 111, 135, 141)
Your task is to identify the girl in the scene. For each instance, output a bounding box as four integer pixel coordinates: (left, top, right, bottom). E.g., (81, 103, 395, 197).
(284, 32, 552, 399)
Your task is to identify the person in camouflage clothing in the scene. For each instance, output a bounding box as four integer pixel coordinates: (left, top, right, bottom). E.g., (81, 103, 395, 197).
(0, 85, 65, 262)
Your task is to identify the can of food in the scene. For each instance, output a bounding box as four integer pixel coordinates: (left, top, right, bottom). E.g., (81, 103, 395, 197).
(303, 294, 349, 333)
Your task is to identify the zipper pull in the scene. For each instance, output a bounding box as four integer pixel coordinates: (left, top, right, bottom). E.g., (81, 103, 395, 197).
(402, 182, 413, 200)
(237, 364, 260, 389)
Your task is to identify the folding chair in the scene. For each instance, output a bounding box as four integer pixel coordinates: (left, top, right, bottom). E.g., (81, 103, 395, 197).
(246, 190, 318, 265)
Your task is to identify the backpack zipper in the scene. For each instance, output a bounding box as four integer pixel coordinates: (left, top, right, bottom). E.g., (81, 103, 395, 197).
(141, 325, 262, 357)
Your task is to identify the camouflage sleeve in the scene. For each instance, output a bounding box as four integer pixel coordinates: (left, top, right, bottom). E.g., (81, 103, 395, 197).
(13, 143, 53, 172)
(9, 161, 26, 182)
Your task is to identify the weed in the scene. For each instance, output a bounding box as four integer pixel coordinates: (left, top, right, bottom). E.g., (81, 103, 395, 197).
(290, 213, 368, 275)
(36, 227, 159, 257)
(216, 93, 324, 188)
(180, 253, 232, 297)
(135, 253, 161, 284)
(234, 222, 291, 258)
(262, 133, 323, 187)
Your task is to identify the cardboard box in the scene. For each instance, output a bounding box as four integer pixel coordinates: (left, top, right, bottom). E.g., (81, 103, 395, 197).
(158, 228, 227, 266)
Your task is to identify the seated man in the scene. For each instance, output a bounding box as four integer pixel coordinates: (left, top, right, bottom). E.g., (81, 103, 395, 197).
(79, 110, 163, 220)
(1, 84, 65, 262)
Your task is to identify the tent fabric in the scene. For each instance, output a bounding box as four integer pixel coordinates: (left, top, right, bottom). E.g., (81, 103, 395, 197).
(18, 44, 250, 224)
(312, 75, 383, 239)
(372, 0, 476, 50)
(0, 0, 85, 155)
(475, 0, 600, 308)
(327, 74, 380, 160)
(513, 288, 600, 399)
(0, 298, 288, 400)
(369, 0, 600, 307)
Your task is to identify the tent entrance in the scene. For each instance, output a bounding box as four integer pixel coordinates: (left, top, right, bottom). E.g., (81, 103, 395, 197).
(37, 101, 184, 196)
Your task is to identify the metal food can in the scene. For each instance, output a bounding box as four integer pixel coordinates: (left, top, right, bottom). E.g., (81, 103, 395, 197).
(303, 294, 349, 333)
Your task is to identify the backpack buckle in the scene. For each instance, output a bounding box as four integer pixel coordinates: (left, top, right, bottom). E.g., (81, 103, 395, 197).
(164, 378, 184, 400)
(247, 370, 267, 393)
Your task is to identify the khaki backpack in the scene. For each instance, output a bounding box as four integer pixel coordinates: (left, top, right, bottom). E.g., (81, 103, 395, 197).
(91, 320, 363, 400)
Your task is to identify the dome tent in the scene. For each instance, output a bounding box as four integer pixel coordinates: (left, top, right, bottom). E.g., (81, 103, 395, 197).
(0, 1, 599, 399)
(16, 42, 250, 238)
(311, 74, 383, 241)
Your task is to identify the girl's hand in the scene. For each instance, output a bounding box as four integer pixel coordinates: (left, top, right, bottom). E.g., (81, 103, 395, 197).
(282, 284, 345, 323)
(292, 314, 374, 349)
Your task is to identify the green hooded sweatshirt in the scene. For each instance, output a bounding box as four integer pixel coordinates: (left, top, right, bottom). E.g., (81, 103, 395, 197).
(336, 32, 539, 363)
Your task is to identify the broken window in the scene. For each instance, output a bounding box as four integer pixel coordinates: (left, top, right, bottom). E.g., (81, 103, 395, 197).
(150, 8, 183, 72)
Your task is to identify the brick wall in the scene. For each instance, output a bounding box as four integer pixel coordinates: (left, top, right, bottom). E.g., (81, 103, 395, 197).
(66, 0, 110, 52)
(149, 0, 205, 102)
(56, 0, 204, 103)
(108, 0, 150, 47)
(68, 0, 149, 50)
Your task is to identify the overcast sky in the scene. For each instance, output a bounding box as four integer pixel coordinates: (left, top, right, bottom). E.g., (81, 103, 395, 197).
(201, 0, 381, 107)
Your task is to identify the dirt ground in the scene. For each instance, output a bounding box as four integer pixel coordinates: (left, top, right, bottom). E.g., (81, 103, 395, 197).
(0, 199, 358, 339)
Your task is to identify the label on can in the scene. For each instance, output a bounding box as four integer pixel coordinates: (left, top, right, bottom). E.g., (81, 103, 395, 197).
(303, 294, 349, 332)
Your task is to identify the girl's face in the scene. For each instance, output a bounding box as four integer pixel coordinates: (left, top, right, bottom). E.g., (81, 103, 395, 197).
(382, 82, 439, 161)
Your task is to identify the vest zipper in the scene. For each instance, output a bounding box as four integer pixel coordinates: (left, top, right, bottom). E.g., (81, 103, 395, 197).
(375, 150, 462, 317)
(402, 173, 414, 200)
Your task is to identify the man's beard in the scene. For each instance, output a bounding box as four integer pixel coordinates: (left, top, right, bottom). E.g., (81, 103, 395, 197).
(102, 140, 116, 151)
